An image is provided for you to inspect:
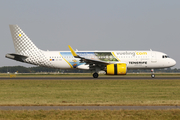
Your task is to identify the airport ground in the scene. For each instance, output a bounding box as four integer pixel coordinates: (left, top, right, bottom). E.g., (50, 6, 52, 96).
(0, 73, 180, 119)
(1, 72, 180, 77)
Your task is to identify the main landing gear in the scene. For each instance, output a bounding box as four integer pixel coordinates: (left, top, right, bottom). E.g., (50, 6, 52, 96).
(151, 69, 155, 78)
(93, 72, 99, 78)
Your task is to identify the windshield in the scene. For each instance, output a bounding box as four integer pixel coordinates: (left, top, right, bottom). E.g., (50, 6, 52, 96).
(162, 55, 170, 58)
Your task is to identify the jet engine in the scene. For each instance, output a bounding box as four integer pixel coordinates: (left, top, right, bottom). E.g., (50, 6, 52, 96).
(106, 63, 127, 75)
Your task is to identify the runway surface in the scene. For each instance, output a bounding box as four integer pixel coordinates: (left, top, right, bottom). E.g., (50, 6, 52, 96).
(0, 106, 180, 110)
(0, 76, 180, 80)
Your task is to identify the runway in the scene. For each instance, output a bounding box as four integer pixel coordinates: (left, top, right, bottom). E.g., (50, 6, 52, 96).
(0, 76, 180, 80)
(0, 106, 180, 110)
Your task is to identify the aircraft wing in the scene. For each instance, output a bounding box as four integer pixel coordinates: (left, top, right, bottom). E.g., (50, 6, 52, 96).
(68, 45, 110, 65)
(78, 57, 110, 65)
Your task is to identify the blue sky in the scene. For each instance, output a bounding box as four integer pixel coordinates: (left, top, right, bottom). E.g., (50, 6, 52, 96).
(0, 0, 180, 68)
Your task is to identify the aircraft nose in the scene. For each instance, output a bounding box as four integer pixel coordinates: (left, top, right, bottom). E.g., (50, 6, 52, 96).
(172, 59, 176, 66)
(170, 59, 176, 67)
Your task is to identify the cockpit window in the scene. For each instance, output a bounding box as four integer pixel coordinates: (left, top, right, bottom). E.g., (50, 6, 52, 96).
(162, 55, 169, 58)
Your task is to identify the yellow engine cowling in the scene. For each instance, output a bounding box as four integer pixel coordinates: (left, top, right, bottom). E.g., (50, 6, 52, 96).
(106, 63, 127, 75)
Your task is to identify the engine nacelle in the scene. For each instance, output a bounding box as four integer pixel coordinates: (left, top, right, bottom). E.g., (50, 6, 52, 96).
(106, 63, 127, 75)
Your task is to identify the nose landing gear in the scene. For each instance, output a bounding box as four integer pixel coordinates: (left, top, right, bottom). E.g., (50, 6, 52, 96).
(151, 69, 155, 78)
(151, 74, 155, 78)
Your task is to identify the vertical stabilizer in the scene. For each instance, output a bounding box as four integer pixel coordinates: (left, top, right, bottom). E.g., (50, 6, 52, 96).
(9, 25, 39, 55)
(8, 25, 52, 67)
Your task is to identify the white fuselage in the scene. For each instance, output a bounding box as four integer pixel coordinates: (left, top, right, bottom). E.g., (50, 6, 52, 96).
(41, 50, 176, 70)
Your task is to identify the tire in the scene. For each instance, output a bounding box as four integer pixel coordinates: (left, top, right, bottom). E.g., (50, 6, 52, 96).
(93, 72, 99, 78)
(151, 74, 155, 78)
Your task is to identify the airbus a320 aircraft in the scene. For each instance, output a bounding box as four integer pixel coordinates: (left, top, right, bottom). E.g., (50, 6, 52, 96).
(6, 25, 176, 78)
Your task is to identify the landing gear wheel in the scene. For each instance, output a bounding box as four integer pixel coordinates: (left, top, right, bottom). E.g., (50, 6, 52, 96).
(150, 69, 155, 78)
(151, 74, 155, 78)
(93, 72, 99, 78)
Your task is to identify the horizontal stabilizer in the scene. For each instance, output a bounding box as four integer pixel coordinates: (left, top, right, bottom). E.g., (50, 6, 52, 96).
(5, 53, 28, 62)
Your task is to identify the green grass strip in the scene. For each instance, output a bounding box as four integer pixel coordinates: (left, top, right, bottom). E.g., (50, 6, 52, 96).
(0, 79, 180, 106)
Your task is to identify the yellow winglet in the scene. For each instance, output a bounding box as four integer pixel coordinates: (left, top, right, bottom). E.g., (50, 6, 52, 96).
(68, 45, 78, 57)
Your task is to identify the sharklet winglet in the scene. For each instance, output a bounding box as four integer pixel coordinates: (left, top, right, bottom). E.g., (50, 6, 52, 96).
(68, 45, 78, 57)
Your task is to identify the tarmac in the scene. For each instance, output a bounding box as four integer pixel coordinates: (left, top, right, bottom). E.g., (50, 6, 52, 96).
(0, 76, 180, 80)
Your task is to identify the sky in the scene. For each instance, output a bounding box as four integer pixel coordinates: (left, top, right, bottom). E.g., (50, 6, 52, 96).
(0, 0, 180, 68)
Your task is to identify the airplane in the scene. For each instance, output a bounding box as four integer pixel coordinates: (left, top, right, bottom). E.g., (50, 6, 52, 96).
(5, 25, 176, 78)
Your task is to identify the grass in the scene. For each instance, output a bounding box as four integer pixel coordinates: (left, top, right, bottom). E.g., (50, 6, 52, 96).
(0, 79, 180, 106)
(0, 110, 180, 120)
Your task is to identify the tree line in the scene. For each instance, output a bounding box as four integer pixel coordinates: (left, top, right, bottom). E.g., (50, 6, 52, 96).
(0, 66, 90, 73)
